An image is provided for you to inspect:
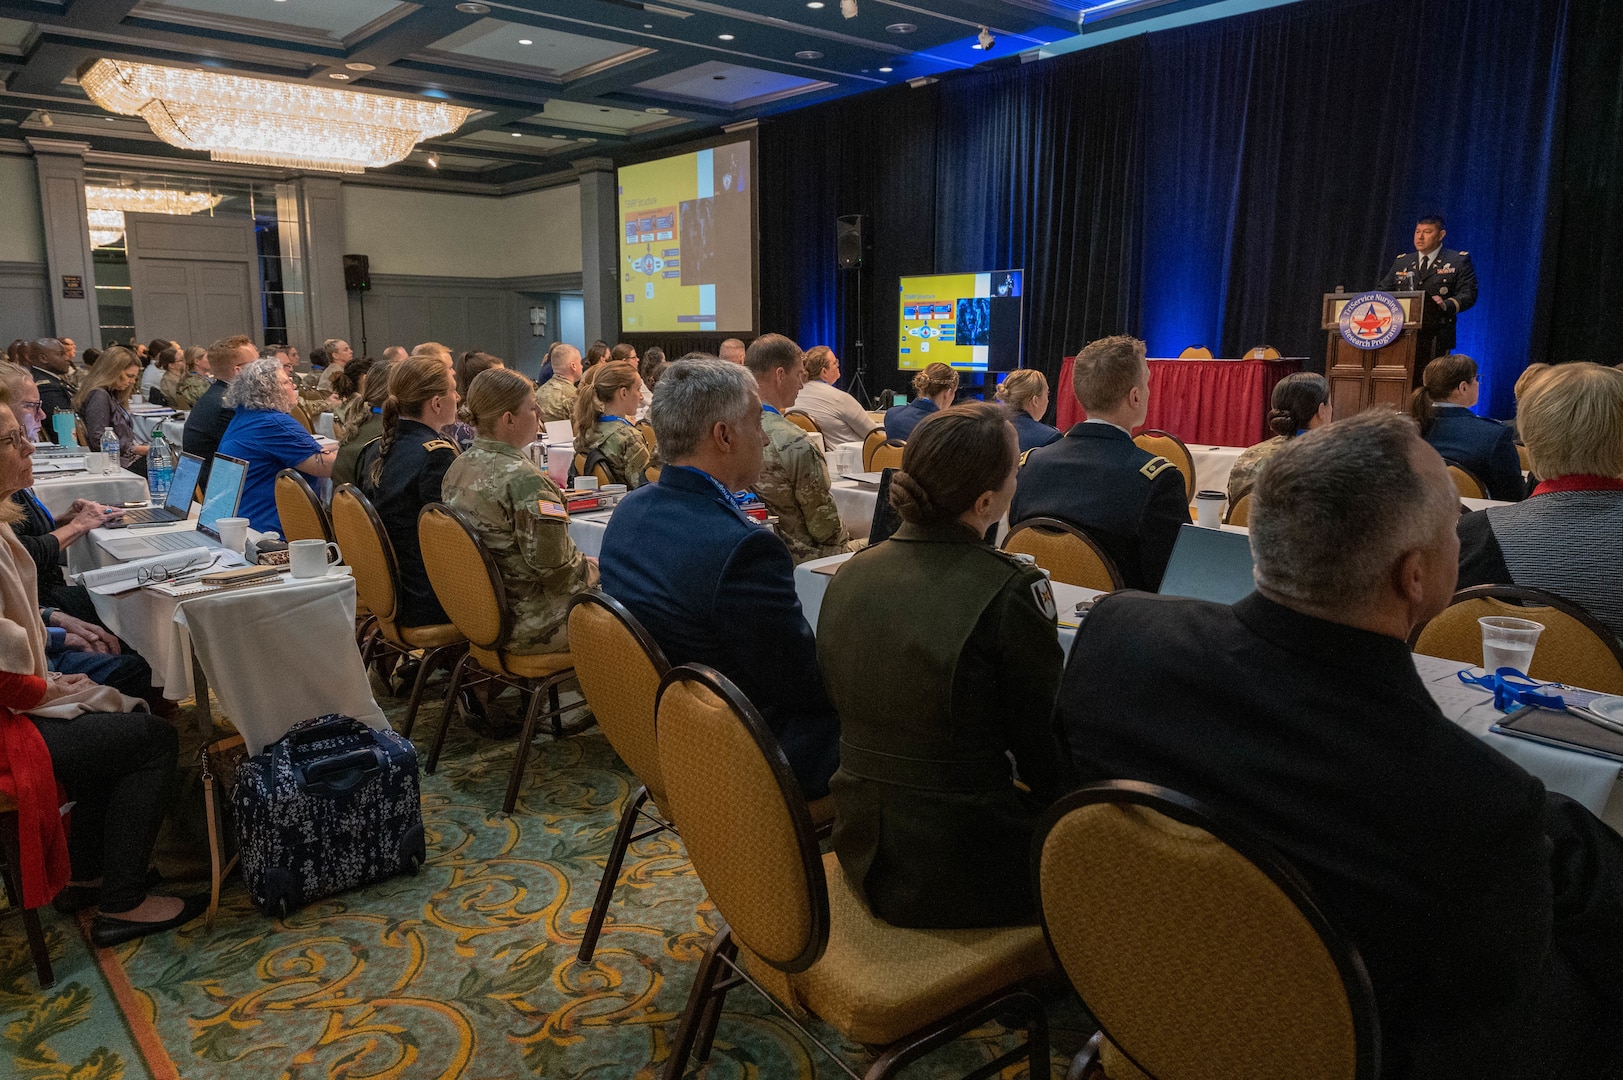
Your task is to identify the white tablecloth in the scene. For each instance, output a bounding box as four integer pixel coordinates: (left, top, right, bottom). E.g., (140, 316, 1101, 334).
(32, 467, 149, 517)
(1186, 445, 1246, 496)
(567, 483, 878, 556)
(161, 417, 186, 449)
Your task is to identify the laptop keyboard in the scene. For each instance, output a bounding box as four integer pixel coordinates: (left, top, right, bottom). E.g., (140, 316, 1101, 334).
(120, 506, 178, 525)
(139, 531, 209, 552)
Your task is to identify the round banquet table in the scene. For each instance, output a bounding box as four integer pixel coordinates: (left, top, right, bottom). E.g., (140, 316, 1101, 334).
(32, 464, 151, 517)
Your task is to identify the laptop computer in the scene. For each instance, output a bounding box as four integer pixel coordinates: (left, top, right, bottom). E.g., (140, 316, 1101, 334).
(121, 452, 205, 525)
(99, 454, 248, 560)
(1157, 524, 1256, 605)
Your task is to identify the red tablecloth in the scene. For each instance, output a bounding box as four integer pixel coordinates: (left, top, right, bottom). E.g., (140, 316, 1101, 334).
(1054, 357, 1300, 447)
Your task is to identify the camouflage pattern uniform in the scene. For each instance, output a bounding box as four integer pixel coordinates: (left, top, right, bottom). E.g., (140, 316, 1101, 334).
(757, 407, 855, 564)
(576, 418, 652, 489)
(535, 376, 578, 423)
(443, 437, 598, 654)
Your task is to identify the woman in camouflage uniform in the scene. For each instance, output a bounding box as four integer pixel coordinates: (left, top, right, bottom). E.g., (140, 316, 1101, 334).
(572, 360, 652, 488)
(444, 368, 597, 653)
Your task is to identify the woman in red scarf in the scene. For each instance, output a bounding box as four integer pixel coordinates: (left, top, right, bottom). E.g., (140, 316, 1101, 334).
(0, 407, 203, 946)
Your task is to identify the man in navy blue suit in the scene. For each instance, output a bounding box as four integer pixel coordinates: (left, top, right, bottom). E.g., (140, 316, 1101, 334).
(598, 357, 840, 799)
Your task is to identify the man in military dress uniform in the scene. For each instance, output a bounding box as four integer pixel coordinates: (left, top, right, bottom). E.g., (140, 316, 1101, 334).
(744, 334, 858, 564)
(1377, 214, 1478, 377)
(535, 344, 581, 423)
(1010, 335, 1190, 591)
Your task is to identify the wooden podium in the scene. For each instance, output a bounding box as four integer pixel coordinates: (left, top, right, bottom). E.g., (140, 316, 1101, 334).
(1322, 291, 1424, 415)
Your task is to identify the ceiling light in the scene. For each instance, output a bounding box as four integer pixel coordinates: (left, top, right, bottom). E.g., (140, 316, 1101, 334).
(39, 112, 52, 127)
(807, 1, 825, 7)
(886, 22, 916, 33)
(645, 107, 669, 114)
(518, 38, 533, 45)
(878, 66, 892, 72)
(552, 133, 569, 139)
(80, 59, 473, 173)
(840, 0, 857, 17)
(426, 151, 439, 167)
(975, 26, 995, 49)
(454, 2, 490, 12)
(718, 33, 734, 40)
(328, 72, 350, 80)
(345, 62, 376, 72)
(85, 186, 225, 248)
(795, 50, 823, 59)
(511, 131, 522, 137)
(105, 116, 117, 121)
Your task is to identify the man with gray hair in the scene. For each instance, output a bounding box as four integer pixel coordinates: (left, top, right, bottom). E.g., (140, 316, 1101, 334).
(1057, 409, 1623, 1079)
(598, 358, 839, 799)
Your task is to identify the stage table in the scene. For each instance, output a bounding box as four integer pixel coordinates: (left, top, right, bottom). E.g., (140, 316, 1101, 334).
(1055, 356, 1300, 446)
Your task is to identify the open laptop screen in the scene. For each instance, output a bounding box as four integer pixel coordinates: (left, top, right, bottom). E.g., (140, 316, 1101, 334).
(197, 454, 247, 539)
(1157, 524, 1256, 605)
(165, 452, 204, 515)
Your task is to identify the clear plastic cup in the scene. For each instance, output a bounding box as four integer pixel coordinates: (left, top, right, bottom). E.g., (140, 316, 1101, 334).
(1479, 616, 1544, 675)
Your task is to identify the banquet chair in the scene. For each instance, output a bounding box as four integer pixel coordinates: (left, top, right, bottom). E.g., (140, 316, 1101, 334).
(1516, 443, 1533, 473)
(868, 440, 906, 473)
(1245, 345, 1282, 359)
(1133, 430, 1196, 502)
(1178, 346, 1214, 359)
(1445, 462, 1488, 500)
(1003, 518, 1125, 592)
(571, 450, 616, 489)
(1224, 492, 1252, 527)
(1037, 781, 1379, 1080)
(273, 469, 334, 544)
(635, 419, 658, 457)
(655, 664, 1053, 1080)
(418, 504, 590, 814)
(1409, 585, 1623, 694)
(330, 485, 466, 739)
(567, 591, 674, 962)
(0, 791, 53, 988)
(861, 428, 890, 470)
(784, 409, 821, 435)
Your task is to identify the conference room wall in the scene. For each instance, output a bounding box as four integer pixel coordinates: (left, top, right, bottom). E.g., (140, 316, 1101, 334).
(340, 183, 582, 279)
(0, 155, 51, 344)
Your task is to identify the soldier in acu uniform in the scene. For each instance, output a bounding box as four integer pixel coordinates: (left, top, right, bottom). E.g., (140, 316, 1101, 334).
(572, 360, 652, 488)
(1377, 213, 1478, 374)
(444, 368, 597, 654)
(535, 343, 582, 424)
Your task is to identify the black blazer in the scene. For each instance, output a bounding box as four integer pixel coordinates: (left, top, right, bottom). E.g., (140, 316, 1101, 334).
(1424, 404, 1523, 502)
(31, 366, 73, 444)
(181, 379, 233, 489)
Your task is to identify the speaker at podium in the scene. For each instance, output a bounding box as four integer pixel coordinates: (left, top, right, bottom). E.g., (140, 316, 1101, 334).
(1322, 290, 1424, 416)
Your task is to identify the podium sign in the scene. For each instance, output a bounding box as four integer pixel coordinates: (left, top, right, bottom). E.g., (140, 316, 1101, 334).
(1322, 291, 1423, 415)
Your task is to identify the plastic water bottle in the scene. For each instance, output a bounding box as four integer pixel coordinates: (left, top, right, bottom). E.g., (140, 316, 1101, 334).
(98, 427, 119, 474)
(147, 424, 174, 500)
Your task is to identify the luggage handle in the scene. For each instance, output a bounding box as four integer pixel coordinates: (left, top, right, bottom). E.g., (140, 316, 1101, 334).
(281, 715, 365, 749)
(293, 747, 385, 796)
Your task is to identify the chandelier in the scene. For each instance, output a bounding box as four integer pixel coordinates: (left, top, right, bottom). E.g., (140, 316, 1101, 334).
(84, 186, 226, 248)
(80, 59, 472, 173)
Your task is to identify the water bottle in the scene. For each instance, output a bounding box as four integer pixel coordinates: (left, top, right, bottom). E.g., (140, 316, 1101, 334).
(99, 427, 119, 474)
(147, 423, 174, 500)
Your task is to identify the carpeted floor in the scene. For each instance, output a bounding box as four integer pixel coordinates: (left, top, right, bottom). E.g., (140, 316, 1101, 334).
(1, 681, 1093, 1079)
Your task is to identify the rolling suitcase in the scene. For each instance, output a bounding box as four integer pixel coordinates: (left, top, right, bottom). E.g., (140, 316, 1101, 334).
(233, 714, 426, 917)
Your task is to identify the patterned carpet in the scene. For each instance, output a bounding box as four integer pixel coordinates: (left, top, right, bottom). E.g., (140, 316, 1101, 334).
(1, 681, 1093, 1079)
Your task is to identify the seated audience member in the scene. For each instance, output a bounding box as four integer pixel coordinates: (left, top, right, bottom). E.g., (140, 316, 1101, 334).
(745, 334, 856, 563)
(1458, 362, 1623, 640)
(76, 346, 151, 475)
(819, 402, 1067, 929)
(333, 358, 391, 488)
(718, 338, 746, 366)
(610, 343, 638, 367)
(573, 361, 652, 489)
(356, 357, 460, 628)
(381, 345, 408, 364)
(536, 344, 582, 424)
(996, 369, 1062, 453)
(599, 358, 839, 798)
(447, 351, 503, 449)
(1225, 371, 1331, 504)
(885, 363, 958, 442)
(1411, 354, 1523, 502)
(160, 347, 207, 411)
(138, 341, 171, 398)
(582, 340, 610, 373)
(1010, 335, 1189, 590)
(637, 346, 666, 417)
(444, 368, 597, 653)
(183, 334, 258, 488)
(28, 338, 74, 442)
(1058, 408, 1623, 1079)
(411, 341, 454, 369)
(216, 359, 334, 535)
(0, 407, 204, 944)
(794, 345, 879, 445)
(316, 338, 353, 393)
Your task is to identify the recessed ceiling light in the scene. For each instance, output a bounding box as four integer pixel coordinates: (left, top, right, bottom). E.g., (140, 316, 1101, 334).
(345, 62, 375, 71)
(518, 38, 532, 45)
(455, 2, 489, 12)
(579, 137, 597, 143)
(426, 152, 439, 168)
(878, 66, 892, 72)
(718, 33, 734, 40)
(795, 49, 823, 59)
(328, 72, 350, 80)
(105, 116, 116, 121)
(645, 107, 669, 114)
(511, 131, 522, 137)
(643, 23, 653, 28)
(886, 22, 917, 33)
(552, 134, 569, 139)
(807, 1, 824, 7)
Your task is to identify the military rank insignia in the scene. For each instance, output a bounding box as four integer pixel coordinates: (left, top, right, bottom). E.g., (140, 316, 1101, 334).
(1140, 456, 1175, 480)
(1031, 577, 1058, 621)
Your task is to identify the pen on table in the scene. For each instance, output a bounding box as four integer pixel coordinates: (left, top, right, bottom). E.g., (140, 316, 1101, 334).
(1567, 704, 1623, 737)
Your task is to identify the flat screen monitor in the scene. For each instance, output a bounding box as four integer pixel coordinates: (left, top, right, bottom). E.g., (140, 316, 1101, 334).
(198, 453, 247, 540)
(897, 269, 1023, 372)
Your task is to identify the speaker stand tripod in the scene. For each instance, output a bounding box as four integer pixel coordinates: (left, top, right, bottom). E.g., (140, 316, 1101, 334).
(845, 263, 870, 407)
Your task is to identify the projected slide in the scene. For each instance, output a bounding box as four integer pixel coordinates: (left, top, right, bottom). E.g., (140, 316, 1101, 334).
(897, 270, 1024, 371)
(618, 140, 753, 333)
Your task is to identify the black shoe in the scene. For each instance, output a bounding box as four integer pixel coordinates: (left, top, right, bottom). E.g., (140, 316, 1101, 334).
(391, 658, 423, 697)
(53, 868, 165, 916)
(90, 894, 209, 949)
(461, 691, 523, 739)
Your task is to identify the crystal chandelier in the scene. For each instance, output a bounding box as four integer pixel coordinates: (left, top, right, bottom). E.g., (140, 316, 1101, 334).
(84, 185, 225, 248)
(80, 59, 472, 173)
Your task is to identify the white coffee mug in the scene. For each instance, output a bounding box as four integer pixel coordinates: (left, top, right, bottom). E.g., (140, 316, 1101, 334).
(289, 538, 341, 578)
(216, 517, 250, 556)
(575, 475, 599, 491)
(1194, 490, 1226, 529)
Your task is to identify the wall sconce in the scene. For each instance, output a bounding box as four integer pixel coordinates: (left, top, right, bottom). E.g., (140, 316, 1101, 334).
(529, 305, 547, 337)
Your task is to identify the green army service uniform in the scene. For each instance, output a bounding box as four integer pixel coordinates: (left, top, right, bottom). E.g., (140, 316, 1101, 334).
(816, 520, 1069, 928)
(757, 407, 855, 564)
(535, 376, 578, 424)
(443, 437, 597, 654)
(576, 418, 652, 489)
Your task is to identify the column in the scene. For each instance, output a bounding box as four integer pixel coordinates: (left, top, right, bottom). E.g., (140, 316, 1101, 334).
(27, 139, 99, 346)
(574, 157, 620, 344)
(277, 177, 349, 355)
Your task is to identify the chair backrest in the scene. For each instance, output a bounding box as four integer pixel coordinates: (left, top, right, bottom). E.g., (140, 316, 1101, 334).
(1445, 462, 1487, 500)
(1224, 492, 1252, 527)
(1410, 585, 1623, 694)
(330, 485, 399, 625)
(1134, 429, 1196, 502)
(861, 428, 890, 470)
(635, 419, 658, 455)
(656, 664, 828, 974)
(1515, 443, 1532, 473)
(274, 469, 333, 544)
(417, 503, 509, 650)
(1178, 346, 1214, 359)
(784, 409, 820, 435)
(1245, 346, 1282, 360)
(568, 591, 671, 803)
(1037, 781, 1378, 1080)
(868, 440, 905, 472)
(1003, 517, 1125, 591)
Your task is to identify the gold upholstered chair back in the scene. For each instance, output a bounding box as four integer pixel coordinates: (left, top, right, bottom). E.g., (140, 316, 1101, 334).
(568, 591, 670, 804)
(1516, 443, 1532, 473)
(1224, 492, 1252, 527)
(274, 469, 333, 544)
(1178, 345, 1214, 359)
(1245, 345, 1282, 359)
(417, 504, 508, 651)
(861, 428, 890, 471)
(868, 440, 906, 473)
(1038, 782, 1378, 1080)
(656, 664, 827, 973)
(1446, 462, 1488, 500)
(1133, 429, 1196, 501)
(1410, 585, 1623, 694)
(1003, 517, 1125, 591)
(331, 484, 399, 627)
(784, 409, 821, 435)
(635, 419, 657, 456)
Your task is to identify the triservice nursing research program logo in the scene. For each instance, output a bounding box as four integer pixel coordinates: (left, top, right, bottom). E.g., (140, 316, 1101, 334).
(1338, 291, 1407, 350)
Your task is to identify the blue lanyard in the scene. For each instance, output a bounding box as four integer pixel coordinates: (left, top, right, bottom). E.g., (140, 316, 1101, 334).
(600, 415, 634, 427)
(1456, 668, 1567, 712)
(23, 489, 53, 530)
(664, 465, 751, 508)
(761, 404, 781, 416)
